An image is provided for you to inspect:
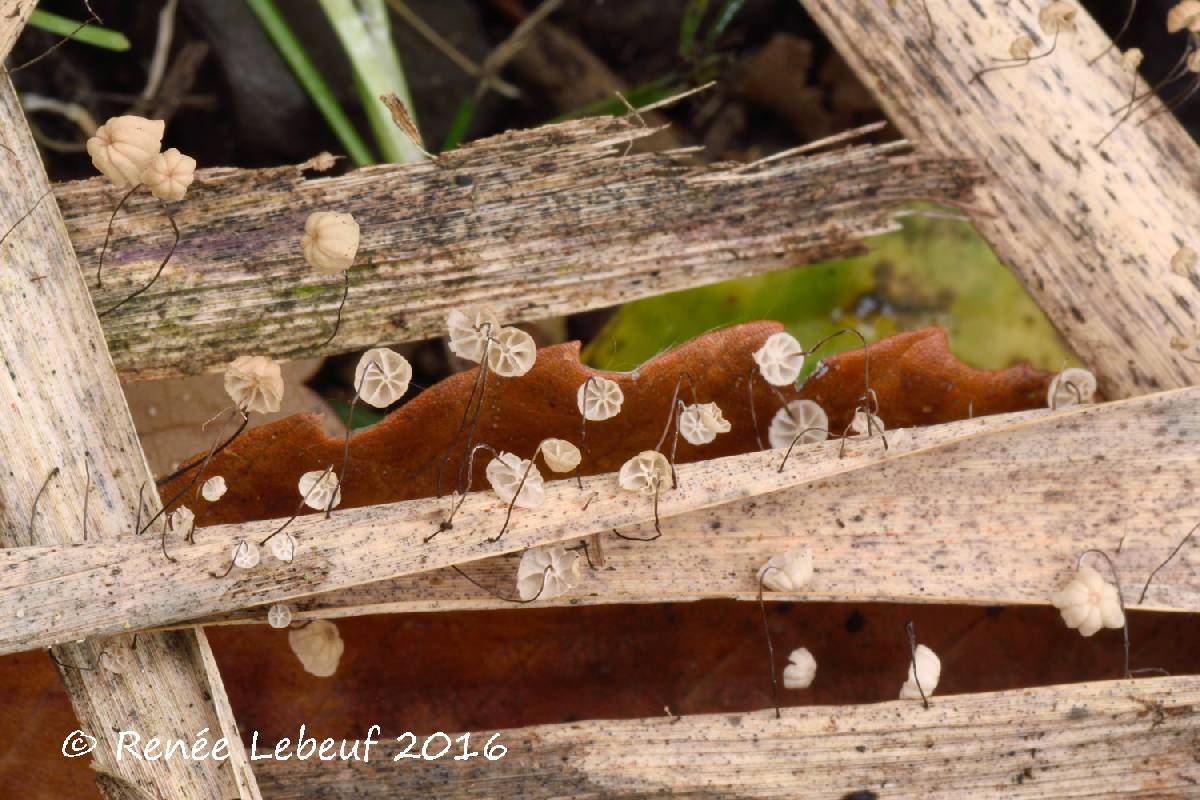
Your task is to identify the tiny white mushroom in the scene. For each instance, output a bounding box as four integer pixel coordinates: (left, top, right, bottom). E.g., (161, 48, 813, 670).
(267, 604, 293, 629)
(678, 402, 731, 445)
(516, 545, 581, 601)
(540, 439, 581, 473)
(201, 476, 227, 502)
(224, 355, 284, 414)
(577, 376, 624, 421)
(1038, 1, 1077, 35)
(298, 469, 341, 510)
(141, 147, 196, 201)
(618, 450, 671, 495)
(782, 647, 817, 690)
(1047, 367, 1097, 409)
(768, 400, 829, 450)
(753, 332, 806, 387)
(1051, 565, 1125, 637)
(486, 452, 545, 509)
(1119, 47, 1144, 73)
(1009, 35, 1035, 60)
(849, 409, 885, 437)
(486, 326, 537, 377)
(301, 211, 359, 274)
(168, 505, 195, 537)
(446, 306, 500, 363)
(900, 644, 941, 701)
(232, 540, 260, 569)
(86, 115, 165, 188)
(1168, 0, 1200, 33)
(287, 619, 344, 677)
(354, 347, 412, 408)
(269, 532, 298, 563)
(758, 545, 813, 592)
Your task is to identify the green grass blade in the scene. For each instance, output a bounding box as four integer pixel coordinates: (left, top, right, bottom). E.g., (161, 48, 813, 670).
(244, 0, 376, 166)
(703, 0, 746, 48)
(27, 9, 130, 52)
(677, 0, 709, 59)
(441, 95, 475, 152)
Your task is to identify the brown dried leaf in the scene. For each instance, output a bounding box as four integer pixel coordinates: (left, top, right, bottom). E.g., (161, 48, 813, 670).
(162, 323, 1051, 528)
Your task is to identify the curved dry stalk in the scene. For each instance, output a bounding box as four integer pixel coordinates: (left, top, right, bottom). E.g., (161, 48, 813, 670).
(757, 567, 782, 720)
(311, 270, 351, 352)
(776, 426, 836, 472)
(0, 187, 51, 249)
(654, 372, 700, 488)
(98, 198, 180, 317)
(94, 185, 140, 288)
(1138, 522, 1200, 604)
(451, 563, 551, 604)
(1077, 548, 1131, 679)
(970, 31, 1059, 85)
(430, 442, 499, 542)
(905, 620, 929, 709)
(1088, 0, 1137, 65)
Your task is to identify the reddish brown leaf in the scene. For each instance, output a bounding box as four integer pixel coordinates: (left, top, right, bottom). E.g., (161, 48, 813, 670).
(161, 323, 1052, 527)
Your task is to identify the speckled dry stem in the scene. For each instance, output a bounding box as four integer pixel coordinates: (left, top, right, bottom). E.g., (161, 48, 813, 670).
(197, 385, 1200, 625)
(255, 676, 1200, 798)
(799, 0, 1200, 399)
(53, 118, 978, 380)
(0, 76, 258, 799)
(2, 388, 1197, 655)
(0, 1, 33, 62)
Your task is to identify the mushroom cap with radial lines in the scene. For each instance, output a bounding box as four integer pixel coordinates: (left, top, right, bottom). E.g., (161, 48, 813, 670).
(446, 306, 500, 363)
(1037, 1, 1077, 34)
(86, 115, 164, 188)
(298, 469, 341, 510)
(270, 532, 298, 563)
(267, 604, 293, 629)
(1051, 565, 1124, 636)
(758, 545, 813, 592)
(618, 450, 671, 495)
(141, 147, 196, 201)
(768, 400, 828, 450)
(201, 476, 227, 502)
(224, 355, 284, 413)
(782, 648, 817, 689)
(486, 327, 537, 377)
(232, 540, 260, 569)
(486, 452, 545, 508)
(753, 332, 805, 386)
(354, 347, 412, 408)
(577, 376, 624, 421)
(301, 211, 359, 274)
(168, 505, 194, 535)
(540, 438, 581, 473)
(516, 545, 581, 601)
(678, 402, 731, 445)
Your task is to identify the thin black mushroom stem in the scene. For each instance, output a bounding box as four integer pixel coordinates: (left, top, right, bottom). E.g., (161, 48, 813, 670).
(610, 476, 664, 542)
(653, 372, 700, 489)
(451, 563, 552, 605)
(97, 198, 181, 317)
(435, 327, 494, 501)
(3, 0, 102, 75)
(324, 358, 385, 521)
(904, 620, 930, 710)
(1077, 548, 1132, 679)
(757, 566, 783, 720)
(1100, 40, 1197, 147)
(577, 374, 611, 474)
(428, 442, 499, 543)
(491, 439, 556, 544)
(1138, 521, 1200, 605)
(28, 466, 60, 542)
(970, 30, 1060, 85)
(776, 426, 835, 473)
(313, 270, 351, 352)
(0, 187, 53, 250)
(1088, 0, 1137, 65)
(1048, 378, 1085, 411)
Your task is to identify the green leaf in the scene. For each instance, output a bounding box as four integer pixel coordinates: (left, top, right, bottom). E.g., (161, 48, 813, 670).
(26, 9, 130, 52)
(678, 0, 709, 59)
(703, 0, 746, 48)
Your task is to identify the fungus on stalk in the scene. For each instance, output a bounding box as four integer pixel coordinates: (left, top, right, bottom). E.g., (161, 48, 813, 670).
(970, 1, 1077, 84)
(301, 210, 360, 349)
(489, 438, 583, 543)
(615, 450, 672, 539)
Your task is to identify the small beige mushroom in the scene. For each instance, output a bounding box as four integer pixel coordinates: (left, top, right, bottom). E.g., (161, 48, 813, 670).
(267, 604, 293, 629)
(1037, 1, 1077, 35)
(287, 619, 344, 677)
(516, 545, 581, 601)
(540, 439, 582, 473)
(678, 402, 731, 445)
(141, 147, 196, 201)
(301, 211, 360, 274)
(1047, 367, 1097, 408)
(201, 476, 227, 502)
(223, 355, 284, 413)
(1168, 0, 1200, 33)
(768, 400, 828, 450)
(486, 326, 537, 377)
(900, 644, 941, 700)
(849, 409, 886, 436)
(446, 306, 500, 363)
(269, 532, 298, 564)
(753, 332, 806, 386)
(782, 647, 817, 690)
(232, 540, 261, 570)
(485, 452, 545, 508)
(1119, 48, 1144, 73)
(618, 450, 671, 495)
(1051, 565, 1124, 636)
(354, 347, 412, 408)
(758, 545, 813, 592)
(86, 115, 165, 188)
(298, 469, 341, 511)
(1009, 35, 1035, 59)
(168, 505, 195, 537)
(577, 376, 624, 421)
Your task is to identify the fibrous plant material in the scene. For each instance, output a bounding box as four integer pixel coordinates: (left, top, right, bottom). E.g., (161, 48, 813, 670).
(55, 116, 981, 380)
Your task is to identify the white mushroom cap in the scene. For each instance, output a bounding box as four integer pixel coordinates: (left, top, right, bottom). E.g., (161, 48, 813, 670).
(1168, 1, 1200, 32)
(301, 211, 359, 274)
(486, 451, 545, 509)
(1009, 35, 1035, 59)
(899, 644, 941, 700)
(618, 450, 671, 495)
(849, 409, 885, 437)
(446, 306, 500, 363)
(1038, 1, 1077, 34)
(678, 402, 731, 445)
(288, 619, 344, 677)
(516, 545, 581, 601)
(577, 376, 624, 421)
(782, 647, 817, 689)
(1119, 48, 1144, 73)
(86, 115, 165, 188)
(1051, 565, 1125, 637)
(224, 355, 284, 414)
(758, 545, 813, 592)
(141, 147, 196, 201)
(354, 347, 412, 408)
(232, 540, 261, 570)
(1047, 367, 1097, 409)
(540, 438, 581, 473)
(201, 476, 227, 502)
(168, 505, 195, 536)
(269, 532, 298, 563)
(768, 400, 828, 450)
(267, 604, 293, 629)
(298, 469, 341, 511)
(753, 332, 806, 386)
(486, 326, 536, 378)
